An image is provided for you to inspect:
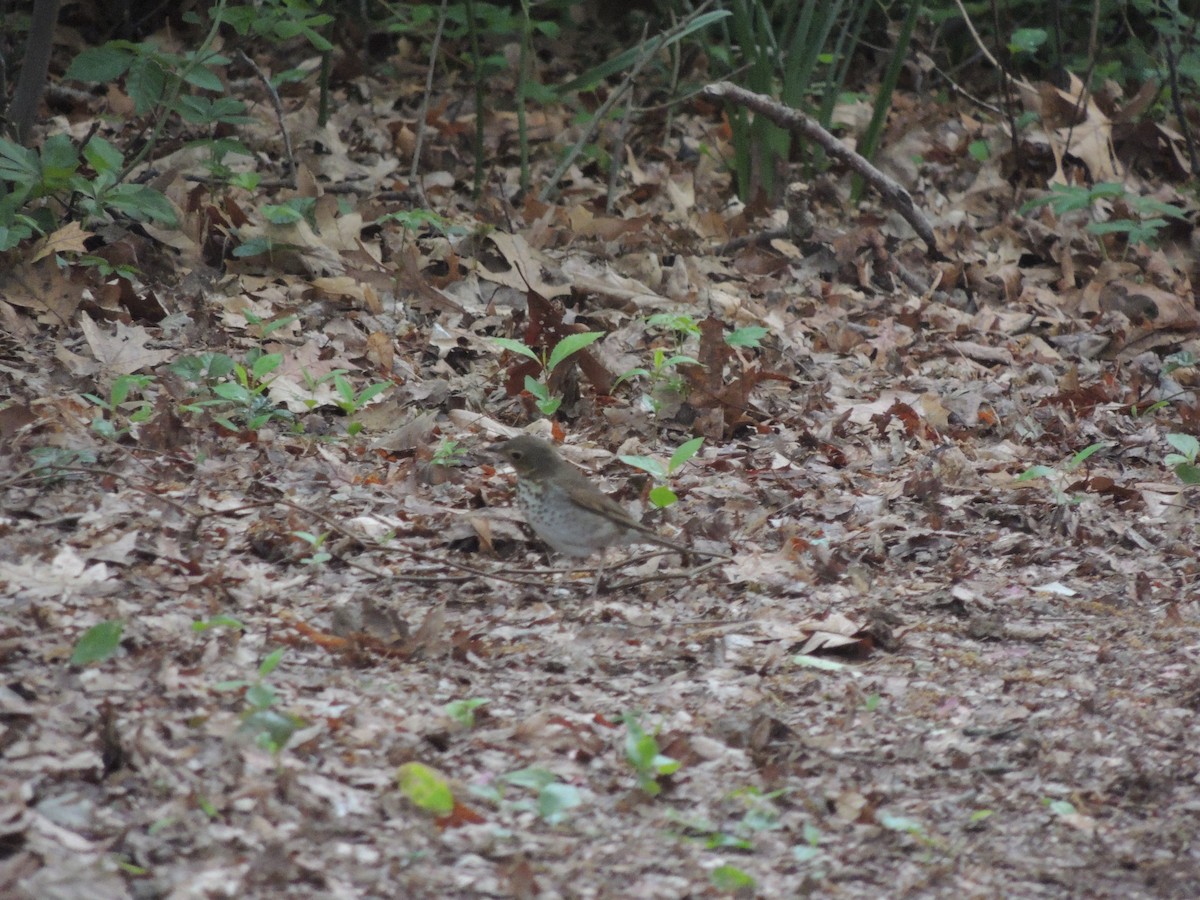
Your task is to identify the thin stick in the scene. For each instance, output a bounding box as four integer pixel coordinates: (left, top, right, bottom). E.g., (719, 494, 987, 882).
(410, 0, 449, 206)
(236, 49, 296, 186)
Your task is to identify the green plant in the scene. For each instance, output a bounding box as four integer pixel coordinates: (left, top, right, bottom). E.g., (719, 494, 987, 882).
(216, 647, 303, 755)
(493, 331, 605, 416)
(672, 785, 787, 851)
(83, 374, 155, 439)
(469, 766, 582, 825)
(431, 438, 468, 468)
(1165, 433, 1200, 484)
(622, 712, 680, 797)
(192, 615, 245, 633)
(1016, 441, 1111, 506)
(331, 375, 390, 428)
(1021, 182, 1187, 252)
(792, 821, 826, 865)
(0, 134, 178, 251)
(619, 437, 704, 508)
(292, 530, 331, 566)
(24, 446, 98, 478)
(172, 350, 293, 431)
(716, 1, 872, 199)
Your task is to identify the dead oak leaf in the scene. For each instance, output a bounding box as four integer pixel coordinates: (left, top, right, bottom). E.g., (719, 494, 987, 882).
(79, 313, 175, 375)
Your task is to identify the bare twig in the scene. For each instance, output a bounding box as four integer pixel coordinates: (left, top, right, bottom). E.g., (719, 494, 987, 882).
(410, 0, 449, 206)
(236, 49, 296, 187)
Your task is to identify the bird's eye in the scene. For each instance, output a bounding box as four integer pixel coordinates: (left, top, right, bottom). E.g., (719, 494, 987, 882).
(510, 451, 522, 460)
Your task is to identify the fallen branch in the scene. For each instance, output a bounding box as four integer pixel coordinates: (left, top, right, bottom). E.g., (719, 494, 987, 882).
(700, 81, 941, 258)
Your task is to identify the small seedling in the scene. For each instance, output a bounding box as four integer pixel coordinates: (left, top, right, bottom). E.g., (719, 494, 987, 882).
(431, 437, 467, 467)
(292, 530, 331, 566)
(469, 766, 582, 825)
(619, 437, 703, 508)
(215, 647, 303, 755)
(1165, 433, 1200, 484)
(84, 374, 155, 439)
(493, 331, 604, 416)
(622, 712, 680, 797)
(1016, 441, 1110, 506)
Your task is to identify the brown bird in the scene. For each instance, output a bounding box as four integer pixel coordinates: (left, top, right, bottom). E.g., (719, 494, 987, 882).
(495, 435, 691, 565)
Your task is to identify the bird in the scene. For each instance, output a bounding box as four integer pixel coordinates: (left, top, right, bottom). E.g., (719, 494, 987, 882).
(495, 435, 694, 589)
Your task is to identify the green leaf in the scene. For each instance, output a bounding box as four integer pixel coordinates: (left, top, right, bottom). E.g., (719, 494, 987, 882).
(1016, 465, 1056, 482)
(523, 375, 549, 401)
(618, 454, 667, 480)
(241, 708, 299, 751)
(245, 682, 276, 710)
(546, 331, 604, 372)
(668, 437, 704, 473)
(1067, 441, 1108, 467)
(538, 782, 581, 824)
(503, 767, 558, 790)
(258, 647, 285, 677)
(968, 140, 990, 161)
(396, 763, 455, 815)
(492, 337, 540, 362)
(648, 485, 677, 508)
(82, 136, 124, 175)
(711, 865, 756, 891)
(557, 10, 731, 94)
(192, 615, 244, 632)
(1008, 27, 1048, 55)
(126, 55, 168, 115)
(251, 353, 283, 381)
(1167, 433, 1199, 460)
(726, 325, 768, 348)
(1046, 799, 1076, 816)
(70, 620, 124, 665)
(1173, 462, 1200, 484)
(879, 813, 926, 835)
(66, 46, 134, 82)
(0, 139, 40, 184)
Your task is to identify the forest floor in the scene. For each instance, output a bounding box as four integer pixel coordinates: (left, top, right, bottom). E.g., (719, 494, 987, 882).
(2, 11, 1200, 900)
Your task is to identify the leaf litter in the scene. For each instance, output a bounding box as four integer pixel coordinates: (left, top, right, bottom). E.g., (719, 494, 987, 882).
(1, 17, 1200, 900)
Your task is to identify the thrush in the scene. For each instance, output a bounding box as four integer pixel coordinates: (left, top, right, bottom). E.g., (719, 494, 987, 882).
(495, 435, 690, 563)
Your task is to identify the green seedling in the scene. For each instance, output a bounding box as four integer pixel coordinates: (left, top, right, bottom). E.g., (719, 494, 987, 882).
(431, 438, 468, 468)
(1016, 441, 1110, 506)
(493, 331, 604, 416)
(1165, 433, 1200, 484)
(1021, 182, 1186, 252)
(216, 647, 303, 755)
(619, 437, 703, 508)
(622, 712, 680, 797)
(292, 531, 331, 566)
(84, 374, 155, 439)
(469, 766, 582, 826)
